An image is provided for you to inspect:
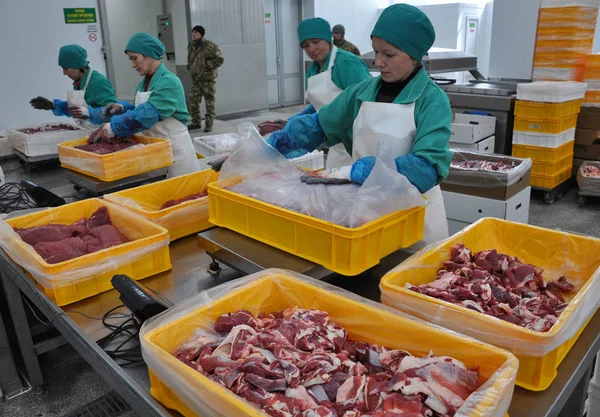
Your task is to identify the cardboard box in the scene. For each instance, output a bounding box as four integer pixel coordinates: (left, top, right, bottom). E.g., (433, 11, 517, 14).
(577, 106, 600, 130)
(451, 114, 496, 144)
(575, 128, 600, 146)
(573, 158, 586, 176)
(441, 151, 532, 200)
(450, 135, 495, 154)
(448, 210, 529, 236)
(574, 144, 600, 160)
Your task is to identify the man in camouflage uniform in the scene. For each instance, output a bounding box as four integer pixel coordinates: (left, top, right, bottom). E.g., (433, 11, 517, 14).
(332, 24, 361, 56)
(187, 25, 224, 132)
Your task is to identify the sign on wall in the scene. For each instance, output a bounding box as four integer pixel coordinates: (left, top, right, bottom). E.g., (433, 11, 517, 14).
(63, 8, 97, 24)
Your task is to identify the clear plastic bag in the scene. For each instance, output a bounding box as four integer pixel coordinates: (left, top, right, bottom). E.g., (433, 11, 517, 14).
(381, 217, 600, 357)
(0, 199, 170, 289)
(219, 123, 424, 228)
(140, 269, 518, 417)
(444, 150, 532, 188)
(577, 161, 600, 195)
(6, 122, 83, 156)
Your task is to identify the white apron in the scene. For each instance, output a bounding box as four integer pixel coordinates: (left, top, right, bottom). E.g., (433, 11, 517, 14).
(67, 69, 94, 131)
(134, 91, 200, 177)
(352, 101, 449, 249)
(304, 46, 353, 169)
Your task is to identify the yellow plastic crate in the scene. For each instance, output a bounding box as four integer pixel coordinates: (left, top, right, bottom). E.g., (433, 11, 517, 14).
(512, 140, 575, 162)
(4, 199, 171, 306)
(142, 271, 518, 417)
(530, 165, 572, 189)
(535, 38, 594, 53)
(534, 50, 586, 66)
(208, 182, 425, 276)
(104, 169, 219, 241)
(539, 6, 599, 21)
(514, 114, 578, 134)
(515, 100, 582, 119)
(57, 135, 173, 182)
(537, 26, 596, 37)
(531, 152, 574, 175)
(380, 218, 600, 391)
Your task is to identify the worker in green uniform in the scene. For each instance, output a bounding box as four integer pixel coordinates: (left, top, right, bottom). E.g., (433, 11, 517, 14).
(295, 17, 371, 168)
(30, 44, 116, 126)
(187, 25, 224, 132)
(92, 33, 200, 177)
(268, 4, 452, 248)
(332, 24, 361, 56)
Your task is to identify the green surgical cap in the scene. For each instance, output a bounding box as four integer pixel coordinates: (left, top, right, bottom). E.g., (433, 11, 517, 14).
(58, 45, 88, 69)
(298, 18, 332, 44)
(125, 33, 165, 59)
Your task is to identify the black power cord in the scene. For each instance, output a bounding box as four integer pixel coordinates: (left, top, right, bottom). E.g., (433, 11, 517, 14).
(0, 183, 38, 213)
(96, 305, 144, 366)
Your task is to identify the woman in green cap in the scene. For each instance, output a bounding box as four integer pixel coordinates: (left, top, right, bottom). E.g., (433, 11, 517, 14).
(30, 44, 116, 127)
(294, 17, 371, 168)
(268, 4, 452, 249)
(93, 33, 200, 177)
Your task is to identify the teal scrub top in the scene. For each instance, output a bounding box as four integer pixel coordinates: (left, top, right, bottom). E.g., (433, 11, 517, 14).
(78, 69, 117, 107)
(305, 47, 371, 90)
(136, 63, 190, 125)
(318, 66, 452, 180)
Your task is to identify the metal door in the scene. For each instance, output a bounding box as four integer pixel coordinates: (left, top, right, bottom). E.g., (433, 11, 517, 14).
(264, 0, 303, 108)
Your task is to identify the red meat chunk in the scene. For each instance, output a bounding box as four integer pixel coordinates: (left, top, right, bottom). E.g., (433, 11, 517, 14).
(160, 192, 208, 209)
(33, 237, 88, 264)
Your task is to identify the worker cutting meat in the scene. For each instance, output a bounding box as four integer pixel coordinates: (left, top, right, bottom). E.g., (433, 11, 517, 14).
(291, 17, 371, 168)
(91, 33, 200, 177)
(268, 3, 452, 248)
(29, 44, 117, 128)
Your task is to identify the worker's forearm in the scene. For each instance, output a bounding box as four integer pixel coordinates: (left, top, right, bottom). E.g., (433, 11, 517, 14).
(51, 100, 70, 117)
(395, 154, 439, 193)
(109, 103, 159, 137)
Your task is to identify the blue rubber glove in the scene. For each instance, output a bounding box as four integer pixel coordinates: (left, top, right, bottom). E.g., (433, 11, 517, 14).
(287, 104, 316, 122)
(51, 99, 70, 117)
(350, 154, 439, 193)
(109, 102, 160, 137)
(267, 112, 324, 159)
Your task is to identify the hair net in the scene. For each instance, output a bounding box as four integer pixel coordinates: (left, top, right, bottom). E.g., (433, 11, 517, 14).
(58, 45, 89, 69)
(125, 33, 166, 60)
(298, 18, 332, 44)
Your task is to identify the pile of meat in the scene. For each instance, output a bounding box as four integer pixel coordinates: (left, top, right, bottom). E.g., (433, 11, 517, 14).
(174, 308, 481, 417)
(76, 135, 139, 155)
(160, 192, 207, 209)
(407, 244, 575, 332)
(14, 207, 129, 264)
(18, 124, 79, 134)
(583, 164, 600, 177)
(450, 160, 515, 173)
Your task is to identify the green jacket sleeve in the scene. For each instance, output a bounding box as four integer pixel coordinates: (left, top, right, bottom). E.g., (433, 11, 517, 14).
(84, 72, 117, 107)
(318, 83, 363, 155)
(147, 75, 185, 122)
(411, 85, 453, 181)
(331, 50, 371, 90)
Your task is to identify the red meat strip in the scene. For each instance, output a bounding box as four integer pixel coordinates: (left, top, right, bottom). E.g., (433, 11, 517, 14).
(33, 237, 88, 264)
(160, 192, 207, 209)
(89, 225, 128, 248)
(174, 308, 482, 417)
(407, 244, 576, 332)
(87, 207, 110, 229)
(15, 224, 86, 246)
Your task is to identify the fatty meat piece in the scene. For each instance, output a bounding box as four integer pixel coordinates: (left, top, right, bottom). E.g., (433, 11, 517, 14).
(407, 244, 575, 332)
(174, 308, 481, 417)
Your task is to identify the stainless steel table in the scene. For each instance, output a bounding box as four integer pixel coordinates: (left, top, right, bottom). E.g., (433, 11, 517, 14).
(66, 167, 168, 196)
(1, 229, 598, 417)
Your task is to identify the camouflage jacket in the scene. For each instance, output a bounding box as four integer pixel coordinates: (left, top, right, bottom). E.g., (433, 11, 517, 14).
(334, 39, 361, 56)
(187, 39, 224, 81)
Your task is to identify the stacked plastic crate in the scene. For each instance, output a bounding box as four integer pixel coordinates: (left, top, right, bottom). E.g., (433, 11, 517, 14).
(583, 53, 600, 105)
(533, 0, 599, 82)
(512, 82, 587, 192)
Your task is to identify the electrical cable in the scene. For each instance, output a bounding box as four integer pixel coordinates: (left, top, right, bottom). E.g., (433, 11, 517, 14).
(0, 182, 38, 213)
(96, 305, 145, 366)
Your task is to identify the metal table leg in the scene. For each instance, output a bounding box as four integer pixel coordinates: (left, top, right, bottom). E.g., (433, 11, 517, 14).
(0, 269, 44, 391)
(558, 364, 592, 417)
(0, 302, 23, 397)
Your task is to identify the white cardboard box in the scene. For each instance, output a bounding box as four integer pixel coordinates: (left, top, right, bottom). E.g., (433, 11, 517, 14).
(450, 136, 495, 154)
(447, 210, 529, 236)
(451, 114, 496, 144)
(443, 186, 531, 233)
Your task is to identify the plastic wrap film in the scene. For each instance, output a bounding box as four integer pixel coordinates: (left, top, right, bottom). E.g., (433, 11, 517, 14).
(577, 161, 600, 195)
(217, 123, 424, 228)
(104, 169, 219, 241)
(57, 136, 173, 181)
(140, 269, 518, 417)
(381, 218, 600, 357)
(6, 123, 83, 156)
(444, 151, 532, 188)
(0, 199, 170, 290)
(0, 132, 14, 157)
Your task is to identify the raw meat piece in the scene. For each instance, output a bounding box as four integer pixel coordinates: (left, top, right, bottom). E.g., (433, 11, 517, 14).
(18, 124, 79, 134)
(33, 237, 88, 264)
(89, 225, 129, 248)
(174, 308, 481, 417)
(583, 164, 600, 177)
(83, 234, 103, 253)
(160, 192, 208, 209)
(15, 224, 86, 246)
(87, 207, 110, 229)
(451, 159, 516, 172)
(407, 244, 576, 332)
(75, 137, 139, 155)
